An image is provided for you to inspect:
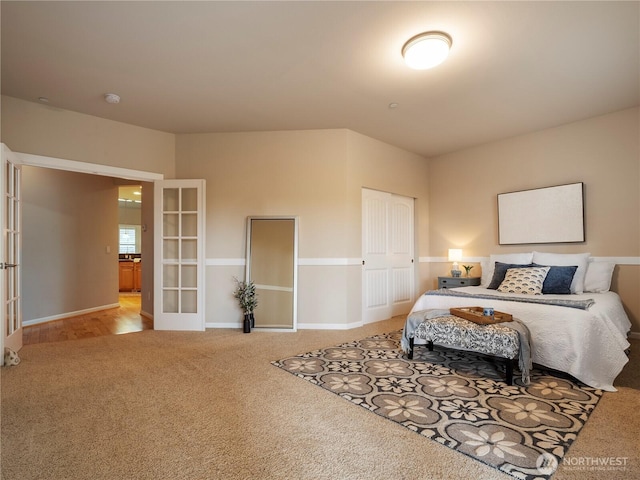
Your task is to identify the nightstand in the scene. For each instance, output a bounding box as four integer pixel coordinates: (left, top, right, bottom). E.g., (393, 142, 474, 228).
(438, 276, 481, 289)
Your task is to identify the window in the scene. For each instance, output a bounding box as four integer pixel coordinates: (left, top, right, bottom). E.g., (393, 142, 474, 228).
(119, 227, 137, 254)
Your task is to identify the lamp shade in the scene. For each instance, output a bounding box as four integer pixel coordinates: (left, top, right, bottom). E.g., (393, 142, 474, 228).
(402, 31, 452, 70)
(448, 249, 463, 262)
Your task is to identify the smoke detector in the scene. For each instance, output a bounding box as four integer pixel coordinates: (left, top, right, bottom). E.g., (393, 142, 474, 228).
(104, 93, 121, 104)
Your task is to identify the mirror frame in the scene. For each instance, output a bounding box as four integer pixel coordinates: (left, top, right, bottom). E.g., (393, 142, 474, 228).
(245, 216, 298, 331)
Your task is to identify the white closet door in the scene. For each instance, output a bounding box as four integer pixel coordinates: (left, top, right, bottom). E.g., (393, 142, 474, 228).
(362, 188, 414, 324)
(389, 194, 415, 316)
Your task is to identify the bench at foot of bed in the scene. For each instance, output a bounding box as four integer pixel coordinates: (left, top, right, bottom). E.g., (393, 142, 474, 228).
(408, 336, 516, 385)
(407, 312, 520, 385)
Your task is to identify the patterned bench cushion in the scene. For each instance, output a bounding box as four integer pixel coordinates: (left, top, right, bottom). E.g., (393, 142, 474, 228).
(413, 314, 519, 359)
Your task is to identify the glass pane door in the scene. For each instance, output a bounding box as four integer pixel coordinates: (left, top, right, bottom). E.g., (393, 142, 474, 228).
(154, 180, 205, 331)
(1, 144, 22, 356)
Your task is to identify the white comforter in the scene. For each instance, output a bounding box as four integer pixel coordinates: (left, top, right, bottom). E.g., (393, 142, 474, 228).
(410, 287, 631, 391)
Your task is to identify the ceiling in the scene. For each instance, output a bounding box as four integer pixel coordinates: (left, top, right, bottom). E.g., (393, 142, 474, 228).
(2, 1, 638, 158)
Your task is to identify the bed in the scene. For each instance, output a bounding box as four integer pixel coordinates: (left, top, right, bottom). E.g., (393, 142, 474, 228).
(406, 252, 632, 392)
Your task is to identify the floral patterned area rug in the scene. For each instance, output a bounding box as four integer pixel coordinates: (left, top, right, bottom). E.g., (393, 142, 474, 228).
(272, 331, 603, 480)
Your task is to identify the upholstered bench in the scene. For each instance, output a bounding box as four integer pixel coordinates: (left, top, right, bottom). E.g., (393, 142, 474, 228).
(407, 311, 521, 385)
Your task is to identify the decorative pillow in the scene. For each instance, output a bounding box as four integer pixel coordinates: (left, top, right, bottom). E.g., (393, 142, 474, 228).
(532, 263, 578, 295)
(497, 266, 550, 295)
(532, 252, 590, 294)
(584, 261, 616, 292)
(481, 252, 534, 287)
(487, 262, 533, 289)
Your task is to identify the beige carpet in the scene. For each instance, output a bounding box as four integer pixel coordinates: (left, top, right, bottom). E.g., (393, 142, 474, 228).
(1, 317, 638, 480)
(273, 330, 606, 480)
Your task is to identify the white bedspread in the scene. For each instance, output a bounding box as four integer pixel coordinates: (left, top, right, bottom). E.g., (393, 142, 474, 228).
(410, 287, 631, 391)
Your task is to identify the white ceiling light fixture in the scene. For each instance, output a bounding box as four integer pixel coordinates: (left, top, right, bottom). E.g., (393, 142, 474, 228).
(402, 31, 452, 70)
(104, 93, 121, 104)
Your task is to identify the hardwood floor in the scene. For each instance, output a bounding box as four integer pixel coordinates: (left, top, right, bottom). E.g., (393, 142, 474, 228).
(23, 294, 152, 345)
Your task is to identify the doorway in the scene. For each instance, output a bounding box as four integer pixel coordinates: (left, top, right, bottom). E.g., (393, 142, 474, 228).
(118, 184, 143, 294)
(16, 151, 161, 330)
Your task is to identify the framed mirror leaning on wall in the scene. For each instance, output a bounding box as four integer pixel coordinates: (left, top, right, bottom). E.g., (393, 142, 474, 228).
(245, 217, 298, 331)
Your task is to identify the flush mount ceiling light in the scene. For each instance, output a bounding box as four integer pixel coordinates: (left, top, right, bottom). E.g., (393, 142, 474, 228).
(402, 31, 452, 70)
(104, 93, 121, 104)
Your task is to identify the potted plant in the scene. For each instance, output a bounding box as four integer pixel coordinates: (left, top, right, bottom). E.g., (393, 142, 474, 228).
(463, 265, 474, 277)
(233, 277, 258, 333)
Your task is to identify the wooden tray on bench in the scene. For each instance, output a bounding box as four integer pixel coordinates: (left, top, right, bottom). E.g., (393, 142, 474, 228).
(450, 307, 513, 325)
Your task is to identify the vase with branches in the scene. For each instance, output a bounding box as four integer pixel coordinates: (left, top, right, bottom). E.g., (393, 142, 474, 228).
(233, 277, 258, 332)
(463, 265, 474, 277)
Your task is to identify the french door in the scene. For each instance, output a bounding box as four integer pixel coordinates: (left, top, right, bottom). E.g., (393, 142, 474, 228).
(1, 144, 22, 361)
(362, 188, 414, 324)
(154, 180, 206, 331)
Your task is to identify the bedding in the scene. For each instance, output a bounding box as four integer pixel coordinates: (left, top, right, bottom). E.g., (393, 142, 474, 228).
(487, 262, 579, 294)
(409, 286, 631, 392)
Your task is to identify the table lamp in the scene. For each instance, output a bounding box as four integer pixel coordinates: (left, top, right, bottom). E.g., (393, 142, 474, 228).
(448, 249, 462, 277)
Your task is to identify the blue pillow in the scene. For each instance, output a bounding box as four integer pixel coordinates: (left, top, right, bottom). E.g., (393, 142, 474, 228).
(532, 263, 578, 294)
(487, 262, 533, 289)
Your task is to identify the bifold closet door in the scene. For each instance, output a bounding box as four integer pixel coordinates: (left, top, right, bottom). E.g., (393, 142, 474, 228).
(362, 188, 414, 324)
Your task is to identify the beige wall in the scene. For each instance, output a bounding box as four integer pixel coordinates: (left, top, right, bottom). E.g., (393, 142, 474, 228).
(176, 130, 349, 257)
(2, 96, 172, 322)
(176, 129, 430, 327)
(140, 181, 155, 317)
(176, 130, 349, 327)
(4, 94, 637, 335)
(118, 200, 142, 226)
(346, 131, 431, 296)
(22, 167, 119, 322)
(427, 107, 640, 332)
(1, 96, 175, 177)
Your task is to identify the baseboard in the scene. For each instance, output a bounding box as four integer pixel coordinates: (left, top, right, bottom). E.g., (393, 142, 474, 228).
(23, 303, 121, 327)
(297, 321, 363, 330)
(206, 322, 241, 329)
(205, 321, 364, 330)
(629, 331, 640, 340)
(140, 310, 153, 320)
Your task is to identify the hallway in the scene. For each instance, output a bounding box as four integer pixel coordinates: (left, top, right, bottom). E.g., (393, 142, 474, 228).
(23, 294, 152, 345)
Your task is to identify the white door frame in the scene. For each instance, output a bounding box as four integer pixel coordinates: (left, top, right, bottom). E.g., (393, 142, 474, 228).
(14, 152, 164, 183)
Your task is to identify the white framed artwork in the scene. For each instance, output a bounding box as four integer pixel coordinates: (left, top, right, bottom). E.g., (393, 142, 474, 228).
(498, 182, 585, 245)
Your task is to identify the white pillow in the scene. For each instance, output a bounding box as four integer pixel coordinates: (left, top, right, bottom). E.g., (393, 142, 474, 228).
(584, 261, 615, 292)
(481, 253, 534, 287)
(497, 266, 550, 295)
(531, 251, 590, 294)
